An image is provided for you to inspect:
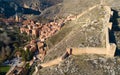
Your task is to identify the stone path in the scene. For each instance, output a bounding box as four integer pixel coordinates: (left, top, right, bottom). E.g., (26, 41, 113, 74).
(41, 57, 62, 67)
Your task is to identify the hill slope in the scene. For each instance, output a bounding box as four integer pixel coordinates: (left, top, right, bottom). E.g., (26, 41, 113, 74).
(44, 3, 106, 62)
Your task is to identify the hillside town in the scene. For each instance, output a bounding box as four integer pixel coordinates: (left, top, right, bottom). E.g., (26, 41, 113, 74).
(20, 19, 64, 62)
(2, 12, 76, 75)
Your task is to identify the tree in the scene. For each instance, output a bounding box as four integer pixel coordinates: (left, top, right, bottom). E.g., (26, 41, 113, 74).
(21, 49, 33, 61)
(25, 50, 33, 61)
(0, 47, 6, 61)
(13, 43, 19, 50)
(0, 32, 11, 45)
(5, 46, 11, 56)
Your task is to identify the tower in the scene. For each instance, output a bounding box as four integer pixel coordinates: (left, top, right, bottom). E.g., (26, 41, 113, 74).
(15, 13, 19, 22)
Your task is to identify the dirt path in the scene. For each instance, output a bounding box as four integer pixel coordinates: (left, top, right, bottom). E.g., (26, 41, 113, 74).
(41, 57, 62, 67)
(76, 5, 98, 19)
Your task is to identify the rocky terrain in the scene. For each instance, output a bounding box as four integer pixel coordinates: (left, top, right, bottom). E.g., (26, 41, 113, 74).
(12, 0, 63, 11)
(0, 0, 41, 18)
(38, 55, 120, 75)
(0, 0, 62, 19)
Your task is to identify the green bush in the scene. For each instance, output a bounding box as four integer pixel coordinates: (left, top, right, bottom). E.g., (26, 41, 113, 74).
(0, 66, 10, 75)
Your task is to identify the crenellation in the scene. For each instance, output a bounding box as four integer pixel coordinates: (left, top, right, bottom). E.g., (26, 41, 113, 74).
(108, 22, 112, 30)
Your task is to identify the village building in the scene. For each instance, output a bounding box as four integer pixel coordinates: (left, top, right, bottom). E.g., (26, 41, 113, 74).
(15, 51, 22, 58)
(24, 44, 37, 52)
(37, 42, 44, 49)
(32, 28, 39, 37)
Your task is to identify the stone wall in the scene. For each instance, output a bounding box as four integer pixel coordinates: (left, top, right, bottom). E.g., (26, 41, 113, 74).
(66, 6, 116, 57)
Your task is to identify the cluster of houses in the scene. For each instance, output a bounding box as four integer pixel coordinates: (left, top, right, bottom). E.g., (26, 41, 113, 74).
(39, 22, 61, 40)
(23, 39, 45, 62)
(19, 14, 77, 62)
(20, 19, 65, 40)
(20, 20, 40, 37)
(19, 19, 66, 62)
(0, 17, 15, 25)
